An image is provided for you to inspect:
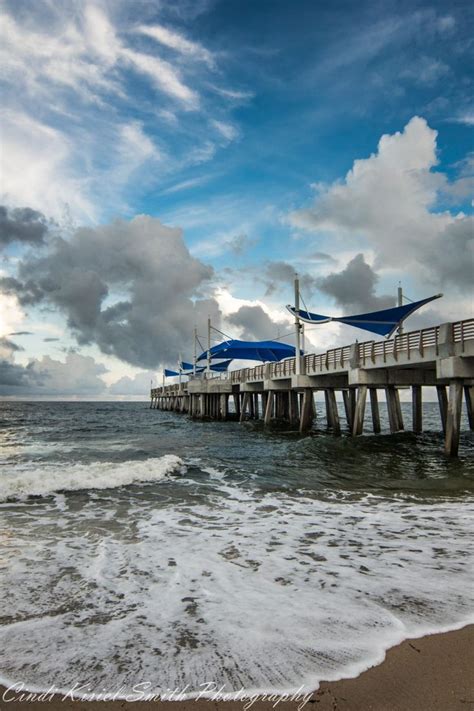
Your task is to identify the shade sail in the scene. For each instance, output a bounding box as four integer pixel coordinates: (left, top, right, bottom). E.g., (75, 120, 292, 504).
(164, 368, 179, 377)
(287, 294, 442, 338)
(179, 359, 232, 374)
(197, 339, 297, 363)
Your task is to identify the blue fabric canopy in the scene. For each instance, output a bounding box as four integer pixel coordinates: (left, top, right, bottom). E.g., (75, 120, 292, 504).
(287, 294, 442, 338)
(164, 368, 179, 377)
(182, 359, 232, 374)
(197, 339, 297, 363)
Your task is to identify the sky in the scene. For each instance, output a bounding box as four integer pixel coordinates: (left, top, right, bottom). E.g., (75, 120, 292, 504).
(0, 0, 473, 399)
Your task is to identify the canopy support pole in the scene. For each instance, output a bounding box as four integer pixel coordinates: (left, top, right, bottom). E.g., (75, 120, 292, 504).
(207, 317, 211, 377)
(294, 276, 302, 376)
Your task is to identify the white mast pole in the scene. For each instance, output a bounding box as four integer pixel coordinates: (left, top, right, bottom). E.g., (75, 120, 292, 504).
(178, 352, 182, 392)
(207, 316, 211, 377)
(397, 283, 403, 336)
(294, 274, 301, 376)
(161, 370, 165, 394)
(193, 326, 197, 377)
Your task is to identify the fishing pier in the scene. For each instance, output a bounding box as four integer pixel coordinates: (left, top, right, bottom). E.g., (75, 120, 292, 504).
(151, 317, 474, 457)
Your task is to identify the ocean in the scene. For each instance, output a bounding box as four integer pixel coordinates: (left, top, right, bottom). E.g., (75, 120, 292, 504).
(0, 400, 473, 699)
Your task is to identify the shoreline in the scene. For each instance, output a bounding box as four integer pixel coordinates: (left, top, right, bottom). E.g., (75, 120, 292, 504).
(1, 625, 473, 710)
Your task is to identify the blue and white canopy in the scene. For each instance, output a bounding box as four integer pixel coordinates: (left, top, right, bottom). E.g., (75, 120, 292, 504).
(287, 294, 442, 338)
(197, 339, 297, 363)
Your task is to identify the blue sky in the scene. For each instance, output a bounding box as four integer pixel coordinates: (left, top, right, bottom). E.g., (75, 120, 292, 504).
(0, 0, 473, 397)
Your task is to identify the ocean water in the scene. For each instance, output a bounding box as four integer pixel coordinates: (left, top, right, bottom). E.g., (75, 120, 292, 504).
(0, 400, 473, 699)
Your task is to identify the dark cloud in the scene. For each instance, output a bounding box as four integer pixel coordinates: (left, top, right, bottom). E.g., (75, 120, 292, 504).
(2, 215, 221, 368)
(227, 305, 289, 342)
(317, 254, 395, 313)
(43, 337, 60, 342)
(264, 260, 316, 297)
(0, 337, 24, 353)
(306, 251, 336, 264)
(426, 216, 473, 288)
(8, 331, 33, 336)
(0, 205, 49, 247)
(0, 353, 107, 397)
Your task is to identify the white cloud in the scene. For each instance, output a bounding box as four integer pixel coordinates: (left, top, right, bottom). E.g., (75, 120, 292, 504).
(289, 116, 473, 294)
(137, 24, 215, 68)
(0, 109, 96, 221)
(211, 120, 239, 142)
(121, 48, 199, 108)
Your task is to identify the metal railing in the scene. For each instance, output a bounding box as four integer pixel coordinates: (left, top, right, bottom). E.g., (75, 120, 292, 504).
(152, 318, 474, 393)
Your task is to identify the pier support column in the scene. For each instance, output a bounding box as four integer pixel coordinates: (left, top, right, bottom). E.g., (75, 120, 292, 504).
(445, 381, 463, 456)
(288, 391, 299, 426)
(412, 385, 423, 434)
(233, 393, 241, 419)
(386, 386, 399, 433)
(254, 393, 260, 420)
(352, 385, 367, 436)
(264, 391, 274, 428)
(464, 386, 474, 430)
(342, 390, 352, 430)
(394, 388, 404, 430)
(369, 388, 381, 434)
(240, 393, 249, 423)
(299, 389, 314, 434)
(324, 389, 340, 435)
(436, 385, 448, 434)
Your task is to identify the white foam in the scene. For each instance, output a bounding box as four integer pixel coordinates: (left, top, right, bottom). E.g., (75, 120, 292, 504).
(0, 455, 184, 501)
(0, 483, 472, 698)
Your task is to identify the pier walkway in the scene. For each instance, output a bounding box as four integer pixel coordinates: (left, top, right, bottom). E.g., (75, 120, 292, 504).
(151, 318, 474, 456)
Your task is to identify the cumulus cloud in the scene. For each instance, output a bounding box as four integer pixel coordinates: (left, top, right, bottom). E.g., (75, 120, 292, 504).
(0, 205, 50, 247)
(263, 261, 316, 297)
(289, 116, 473, 290)
(1, 215, 220, 369)
(227, 305, 288, 341)
(317, 254, 395, 313)
(109, 370, 156, 396)
(0, 352, 107, 397)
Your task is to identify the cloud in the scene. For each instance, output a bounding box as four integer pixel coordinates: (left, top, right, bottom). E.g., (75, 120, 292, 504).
(109, 370, 156, 396)
(0, 352, 108, 397)
(317, 254, 395, 313)
(289, 116, 473, 291)
(0, 205, 50, 248)
(8, 331, 33, 336)
(227, 305, 288, 341)
(211, 120, 239, 142)
(137, 24, 215, 68)
(2, 215, 220, 369)
(0, 3, 246, 221)
(263, 261, 316, 297)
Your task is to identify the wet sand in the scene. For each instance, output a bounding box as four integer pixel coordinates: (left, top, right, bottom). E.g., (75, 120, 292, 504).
(1, 625, 473, 711)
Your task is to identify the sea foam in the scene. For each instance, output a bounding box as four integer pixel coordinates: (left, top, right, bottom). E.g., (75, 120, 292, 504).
(0, 455, 184, 501)
(0, 480, 472, 698)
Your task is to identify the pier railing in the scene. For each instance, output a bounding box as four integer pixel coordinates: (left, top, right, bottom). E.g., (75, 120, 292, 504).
(153, 318, 474, 393)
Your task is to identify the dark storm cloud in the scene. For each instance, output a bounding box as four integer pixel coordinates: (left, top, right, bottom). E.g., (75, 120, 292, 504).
(43, 337, 60, 342)
(0, 337, 24, 352)
(0, 352, 107, 397)
(427, 216, 473, 288)
(0, 205, 50, 247)
(8, 331, 33, 336)
(227, 305, 288, 341)
(317, 254, 395, 313)
(264, 261, 316, 297)
(3, 215, 220, 368)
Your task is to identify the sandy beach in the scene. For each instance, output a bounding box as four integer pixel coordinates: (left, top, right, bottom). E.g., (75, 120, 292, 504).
(1, 625, 472, 711)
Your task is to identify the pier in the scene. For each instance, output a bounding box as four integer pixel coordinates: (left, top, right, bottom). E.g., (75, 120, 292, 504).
(151, 318, 474, 456)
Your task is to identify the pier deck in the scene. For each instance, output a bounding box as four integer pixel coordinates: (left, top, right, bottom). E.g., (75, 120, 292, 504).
(151, 318, 474, 456)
